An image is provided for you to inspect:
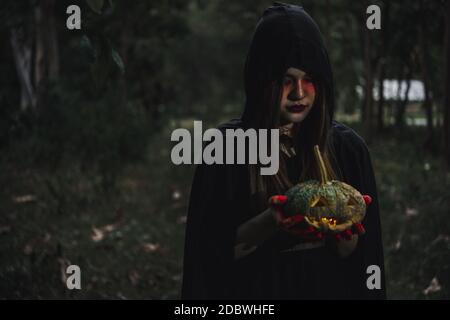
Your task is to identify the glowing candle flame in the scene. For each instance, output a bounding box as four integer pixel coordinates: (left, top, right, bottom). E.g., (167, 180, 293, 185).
(321, 217, 337, 227)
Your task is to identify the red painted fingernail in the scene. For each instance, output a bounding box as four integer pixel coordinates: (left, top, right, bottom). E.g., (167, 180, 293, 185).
(363, 195, 372, 205)
(354, 223, 365, 234)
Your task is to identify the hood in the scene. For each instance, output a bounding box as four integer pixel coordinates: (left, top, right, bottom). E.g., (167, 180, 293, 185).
(241, 2, 335, 128)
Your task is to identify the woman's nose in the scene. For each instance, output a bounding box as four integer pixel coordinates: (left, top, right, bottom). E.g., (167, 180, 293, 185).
(289, 79, 305, 100)
(297, 79, 305, 97)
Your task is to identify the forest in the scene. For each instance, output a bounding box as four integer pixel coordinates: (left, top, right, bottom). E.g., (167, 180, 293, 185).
(0, 0, 448, 299)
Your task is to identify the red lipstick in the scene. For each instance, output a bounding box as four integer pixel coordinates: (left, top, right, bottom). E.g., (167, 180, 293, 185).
(287, 104, 307, 113)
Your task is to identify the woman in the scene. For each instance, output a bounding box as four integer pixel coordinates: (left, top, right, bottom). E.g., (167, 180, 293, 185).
(182, 2, 386, 299)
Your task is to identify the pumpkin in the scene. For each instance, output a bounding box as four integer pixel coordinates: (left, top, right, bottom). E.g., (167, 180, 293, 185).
(281, 145, 371, 234)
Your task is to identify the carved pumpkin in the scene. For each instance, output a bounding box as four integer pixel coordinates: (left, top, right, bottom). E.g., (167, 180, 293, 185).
(283, 145, 371, 234)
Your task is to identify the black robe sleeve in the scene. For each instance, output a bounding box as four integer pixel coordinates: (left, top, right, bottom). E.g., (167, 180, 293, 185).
(332, 122, 387, 299)
(181, 157, 249, 299)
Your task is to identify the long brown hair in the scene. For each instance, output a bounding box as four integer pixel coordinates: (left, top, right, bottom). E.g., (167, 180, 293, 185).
(249, 78, 342, 212)
(241, 4, 341, 212)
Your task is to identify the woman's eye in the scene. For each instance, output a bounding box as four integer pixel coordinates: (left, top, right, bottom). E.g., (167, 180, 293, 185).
(283, 77, 293, 86)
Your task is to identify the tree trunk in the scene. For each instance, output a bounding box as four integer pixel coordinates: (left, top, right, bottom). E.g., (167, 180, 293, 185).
(119, 17, 130, 108)
(418, 0, 434, 150)
(325, 0, 331, 50)
(395, 66, 412, 128)
(10, 28, 36, 111)
(46, 0, 59, 80)
(363, 3, 374, 144)
(444, 0, 450, 171)
(34, 0, 59, 110)
(377, 0, 390, 132)
(34, 3, 45, 100)
(377, 63, 385, 131)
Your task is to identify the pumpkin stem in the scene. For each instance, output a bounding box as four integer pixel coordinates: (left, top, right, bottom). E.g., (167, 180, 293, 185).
(314, 145, 329, 184)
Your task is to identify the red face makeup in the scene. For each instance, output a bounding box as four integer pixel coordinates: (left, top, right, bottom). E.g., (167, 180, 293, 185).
(279, 68, 316, 125)
(300, 79, 315, 94)
(282, 77, 315, 96)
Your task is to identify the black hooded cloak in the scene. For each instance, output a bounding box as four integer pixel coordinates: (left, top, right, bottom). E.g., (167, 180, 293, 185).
(181, 2, 386, 300)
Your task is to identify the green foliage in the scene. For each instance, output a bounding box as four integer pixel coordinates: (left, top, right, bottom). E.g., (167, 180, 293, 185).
(86, 0, 105, 14)
(369, 127, 450, 299)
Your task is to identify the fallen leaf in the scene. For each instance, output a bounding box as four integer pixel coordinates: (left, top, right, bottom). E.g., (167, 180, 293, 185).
(177, 216, 187, 224)
(13, 195, 36, 203)
(90, 208, 125, 242)
(23, 243, 33, 255)
(102, 224, 117, 233)
(141, 243, 160, 253)
(423, 277, 441, 295)
(430, 234, 450, 246)
(117, 292, 127, 300)
(91, 227, 105, 242)
(405, 207, 419, 217)
(128, 270, 140, 286)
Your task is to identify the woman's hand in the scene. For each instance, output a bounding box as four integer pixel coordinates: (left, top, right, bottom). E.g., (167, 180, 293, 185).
(268, 195, 303, 228)
(268, 195, 324, 241)
(268, 194, 367, 244)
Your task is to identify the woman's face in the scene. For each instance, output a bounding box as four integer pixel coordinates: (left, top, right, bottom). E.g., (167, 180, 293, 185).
(279, 67, 316, 125)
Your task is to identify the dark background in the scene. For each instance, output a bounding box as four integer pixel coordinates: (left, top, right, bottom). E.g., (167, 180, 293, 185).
(0, 0, 449, 299)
